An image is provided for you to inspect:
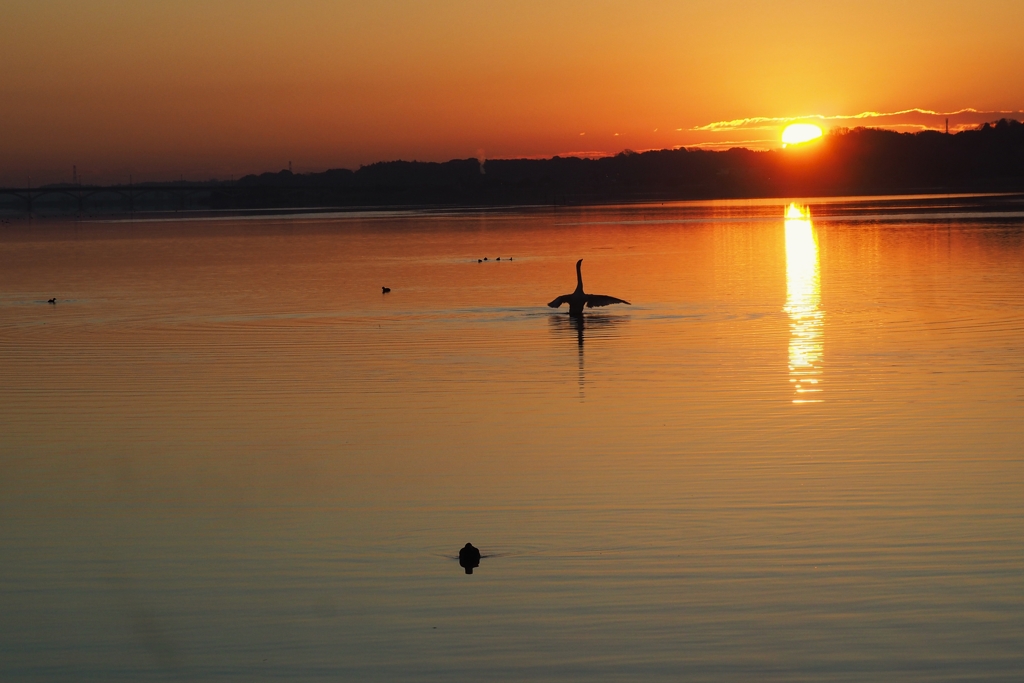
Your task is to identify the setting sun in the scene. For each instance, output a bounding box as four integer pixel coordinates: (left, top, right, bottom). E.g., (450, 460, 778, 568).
(782, 123, 824, 147)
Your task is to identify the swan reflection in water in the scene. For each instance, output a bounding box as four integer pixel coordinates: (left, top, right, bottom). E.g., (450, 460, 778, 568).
(784, 203, 824, 403)
(548, 313, 629, 399)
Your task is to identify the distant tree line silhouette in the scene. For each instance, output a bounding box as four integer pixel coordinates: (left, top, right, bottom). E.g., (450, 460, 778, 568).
(230, 119, 1024, 206)
(5, 120, 1022, 214)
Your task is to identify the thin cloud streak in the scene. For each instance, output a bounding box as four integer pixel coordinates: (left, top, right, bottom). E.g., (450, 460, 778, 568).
(695, 108, 1024, 133)
(682, 139, 777, 150)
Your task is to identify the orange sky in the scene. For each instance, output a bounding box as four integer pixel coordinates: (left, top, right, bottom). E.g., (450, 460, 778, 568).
(2, 0, 1023, 185)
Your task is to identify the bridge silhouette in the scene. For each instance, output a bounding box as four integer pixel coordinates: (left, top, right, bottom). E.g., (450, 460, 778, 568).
(0, 184, 220, 214)
(0, 182, 347, 215)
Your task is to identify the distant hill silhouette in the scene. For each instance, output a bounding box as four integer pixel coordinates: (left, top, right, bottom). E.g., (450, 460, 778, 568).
(4, 120, 1022, 214)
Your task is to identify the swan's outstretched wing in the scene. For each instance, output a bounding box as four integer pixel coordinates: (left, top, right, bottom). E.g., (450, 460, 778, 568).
(548, 295, 572, 308)
(585, 294, 630, 308)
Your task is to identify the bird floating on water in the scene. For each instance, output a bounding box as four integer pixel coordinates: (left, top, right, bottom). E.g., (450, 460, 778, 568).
(459, 543, 481, 574)
(382, 286, 391, 294)
(548, 259, 630, 317)
(47, 298, 56, 304)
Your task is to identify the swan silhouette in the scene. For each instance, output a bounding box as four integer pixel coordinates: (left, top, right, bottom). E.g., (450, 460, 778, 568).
(548, 259, 630, 317)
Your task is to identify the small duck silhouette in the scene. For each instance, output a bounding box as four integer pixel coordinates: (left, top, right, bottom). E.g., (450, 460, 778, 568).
(548, 259, 630, 317)
(382, 287, 391, 294)
(459, 543, 481, 574)
(47, 298, 56, 304)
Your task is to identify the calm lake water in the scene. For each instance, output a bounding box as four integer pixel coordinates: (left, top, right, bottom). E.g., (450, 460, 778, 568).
(2, 195, 1023, 681)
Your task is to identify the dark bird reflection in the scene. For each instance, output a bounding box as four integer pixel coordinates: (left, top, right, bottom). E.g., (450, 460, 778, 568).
(548, 313, 628, 399)
(458, 543, 481, 574)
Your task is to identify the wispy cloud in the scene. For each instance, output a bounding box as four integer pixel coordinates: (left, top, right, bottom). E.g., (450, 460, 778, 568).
(681, 139, 777, 150)
(549, 150, 616, 159)
(694, 108, 1024, 134)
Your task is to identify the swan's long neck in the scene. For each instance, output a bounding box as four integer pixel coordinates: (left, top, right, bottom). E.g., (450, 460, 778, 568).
(574, 260, 584, 293)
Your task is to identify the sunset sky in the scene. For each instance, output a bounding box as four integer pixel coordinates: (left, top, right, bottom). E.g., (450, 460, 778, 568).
(3, 0, 1023, 185)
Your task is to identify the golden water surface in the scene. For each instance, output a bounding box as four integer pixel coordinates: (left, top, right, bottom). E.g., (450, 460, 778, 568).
(1, 195, 1023, 681)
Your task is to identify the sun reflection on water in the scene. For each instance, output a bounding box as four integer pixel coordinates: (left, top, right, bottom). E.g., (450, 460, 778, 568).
(784, 203, 823, 403)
